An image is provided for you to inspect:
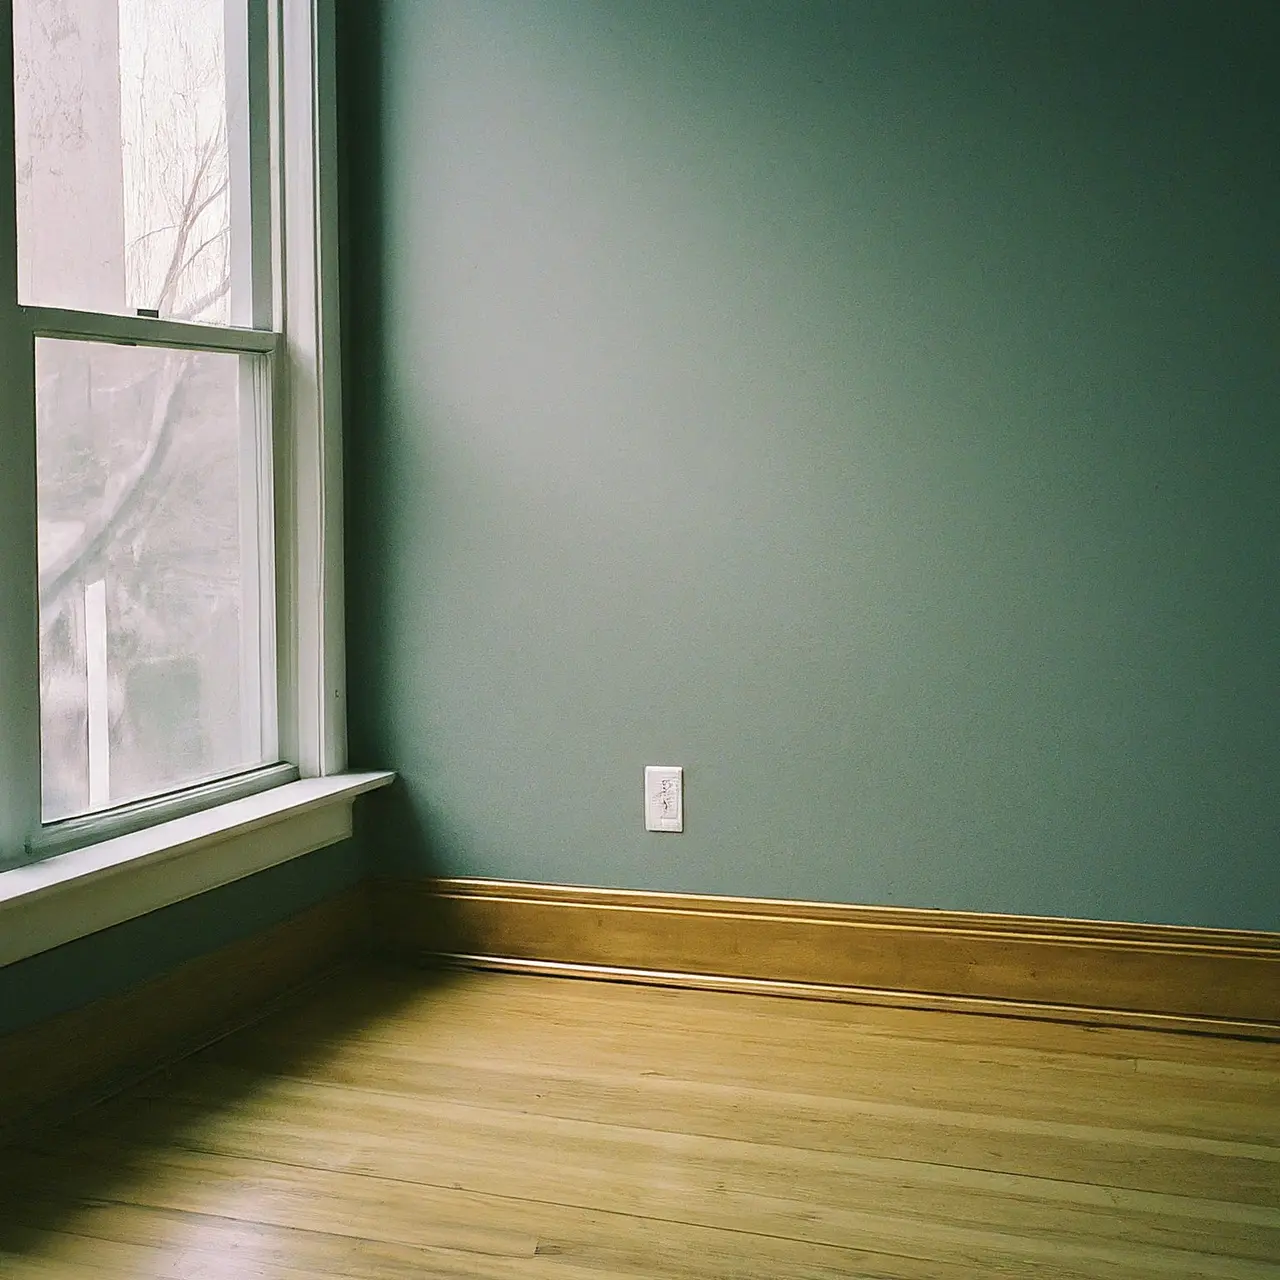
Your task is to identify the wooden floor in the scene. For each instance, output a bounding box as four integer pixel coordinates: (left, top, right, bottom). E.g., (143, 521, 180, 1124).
(1, 965, 1278, 1278)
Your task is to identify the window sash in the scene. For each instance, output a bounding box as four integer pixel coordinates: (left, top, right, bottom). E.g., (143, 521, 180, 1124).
(11, 0, 274, 329)
(30, 331, 281, 839)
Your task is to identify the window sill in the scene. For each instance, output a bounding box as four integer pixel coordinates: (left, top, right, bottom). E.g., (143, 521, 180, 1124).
(0, 772, 394, 968)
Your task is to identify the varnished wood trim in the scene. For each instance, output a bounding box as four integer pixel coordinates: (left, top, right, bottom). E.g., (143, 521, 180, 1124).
(374, 878, 1280, 1039)
(0, 885, 370, 1144)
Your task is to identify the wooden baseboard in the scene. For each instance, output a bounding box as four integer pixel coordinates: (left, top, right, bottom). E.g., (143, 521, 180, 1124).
(373, 878, 1280, 1039)
(0, 885, 370, 1143)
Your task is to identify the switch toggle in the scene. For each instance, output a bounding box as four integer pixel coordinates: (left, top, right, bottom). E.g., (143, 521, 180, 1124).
(644, 766, 683, 833)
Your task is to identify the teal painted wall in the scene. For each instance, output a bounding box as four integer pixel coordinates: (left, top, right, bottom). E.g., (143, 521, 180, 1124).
(344, 1, 1279, 929)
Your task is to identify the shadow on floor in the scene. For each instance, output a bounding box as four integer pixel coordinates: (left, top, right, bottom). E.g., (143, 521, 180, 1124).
(0, 958, 463, 1263)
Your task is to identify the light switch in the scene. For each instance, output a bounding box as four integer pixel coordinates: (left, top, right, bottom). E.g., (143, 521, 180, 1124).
(644, 765, 683, 832)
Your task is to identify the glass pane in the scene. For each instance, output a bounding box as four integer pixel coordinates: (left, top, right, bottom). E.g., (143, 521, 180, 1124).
(13, 0, 250, 324)
(36, 339, 271, 822)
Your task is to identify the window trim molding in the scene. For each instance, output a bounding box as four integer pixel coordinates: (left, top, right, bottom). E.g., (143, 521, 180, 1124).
(277, 0, 346, 780)
(0, 770, 392, 968)
(0, 0, 41, 863)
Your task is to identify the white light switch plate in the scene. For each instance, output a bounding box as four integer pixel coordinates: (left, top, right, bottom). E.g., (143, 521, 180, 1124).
(644, 766, 683, 832)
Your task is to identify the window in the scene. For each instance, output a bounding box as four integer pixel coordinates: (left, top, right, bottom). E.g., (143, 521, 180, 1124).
(0, 0, 346, 862)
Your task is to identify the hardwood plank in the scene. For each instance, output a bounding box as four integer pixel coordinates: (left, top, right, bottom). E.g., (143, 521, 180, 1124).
(103, 1062, 1280, 1207)
(36, 1084, 1280, 1263)
(0, 1197, 998, 1280)
(7, 1143, 1278, 1280)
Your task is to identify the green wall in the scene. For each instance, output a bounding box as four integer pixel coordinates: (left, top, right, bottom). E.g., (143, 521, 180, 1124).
(344, 1, 1279, 930)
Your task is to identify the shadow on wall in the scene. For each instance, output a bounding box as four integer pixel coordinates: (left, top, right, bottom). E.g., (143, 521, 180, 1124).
(337, 0, 393, 782)
(337, 0, 459, 898)
(353, 779, 442, 881)
(354, 781, 487, 961)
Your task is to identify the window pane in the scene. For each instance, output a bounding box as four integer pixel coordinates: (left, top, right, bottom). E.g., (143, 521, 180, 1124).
(36, 339, 272, 822)
(13, 0, 250, 324)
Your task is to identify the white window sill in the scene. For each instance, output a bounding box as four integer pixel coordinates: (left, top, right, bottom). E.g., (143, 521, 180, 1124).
(0, 771, 394, 968)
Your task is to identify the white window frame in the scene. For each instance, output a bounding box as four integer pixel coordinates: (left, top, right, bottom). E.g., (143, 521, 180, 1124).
(0, 0, 389, 963)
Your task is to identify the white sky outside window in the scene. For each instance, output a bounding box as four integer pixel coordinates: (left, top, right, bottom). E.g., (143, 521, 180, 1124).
(14, 0, 241, 324)
(120, 0, 232, 324)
